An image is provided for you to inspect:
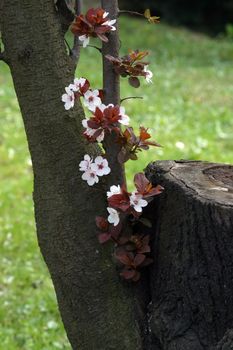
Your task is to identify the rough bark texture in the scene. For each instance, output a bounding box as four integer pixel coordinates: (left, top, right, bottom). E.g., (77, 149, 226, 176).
(1, 1, 142, 349)
(146, 160, 233, 350)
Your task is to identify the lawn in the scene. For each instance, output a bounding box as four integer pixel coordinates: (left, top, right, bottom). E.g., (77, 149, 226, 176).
(0, 15, 233, 349)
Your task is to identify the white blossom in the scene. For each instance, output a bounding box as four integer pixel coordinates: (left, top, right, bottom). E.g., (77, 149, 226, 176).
(79, 34, 90, 48)
(70, 78, 86, 92)
(61, 87, 75, 110)
(107, 185, 121, 198)
(91, 156, 111, 176)
(130, 192, 148, 213)
(144, 66, 153, 83)
(79, 154, 92, 172)
(119, 106, 130, 125)
(79, 154, 110, 186)
(107, 207, 120, 226)
(83, 90, 102, 112)
(103, 11, 109, 19)
(82, 168, 99, 186)
(102, 19, 116, 31)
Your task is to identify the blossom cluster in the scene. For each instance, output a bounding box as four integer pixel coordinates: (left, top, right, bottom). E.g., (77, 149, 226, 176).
(96, 173, 163, 281)
(104, 173, 163, 232)
(63, 8, 163, 281)
(61, 74, 163, 280)
(79, 155, 110, 186)
(117, 126, 161, 163)
(61, 77, 102, 111)
(71, 8, 116, 47)
(61, 76, 162, 281)
(61, 78, 159, 158)
(82, 104, 130, 143)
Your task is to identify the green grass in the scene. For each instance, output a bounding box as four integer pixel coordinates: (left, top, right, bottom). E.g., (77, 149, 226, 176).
(0, 16, 233, 349)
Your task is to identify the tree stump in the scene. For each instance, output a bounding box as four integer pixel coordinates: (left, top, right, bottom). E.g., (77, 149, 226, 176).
(146, 160, 233, 350)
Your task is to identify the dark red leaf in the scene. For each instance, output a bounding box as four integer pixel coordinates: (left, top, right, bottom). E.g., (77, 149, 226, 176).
(97, 89, 104, 101)
(117, 148, 131, 164)
(98, 233, 111, 244)
(95, 216, 109, 231)
(128, 76, 140, 88)
(139, 126, 151, 141)
(108, 192, 130, 212)
(134, 253, 146, 267)
(134, 172, 150, 194)
(96, 33, 109, 42)
(120, 269, 136, 280)
(143, 184, 164, 198)
(116, 252, 132, 266)
(110, 222, 122, 240)
(79, 79, 90, 95)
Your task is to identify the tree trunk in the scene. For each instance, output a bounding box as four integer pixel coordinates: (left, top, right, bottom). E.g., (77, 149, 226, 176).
(146, 160, 233, 350)
(1, 1, 143, 348)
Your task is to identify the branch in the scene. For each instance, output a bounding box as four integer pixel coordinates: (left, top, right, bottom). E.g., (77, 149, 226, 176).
(71, 0, 82, 64)
(101, 0, 125, 187)
(86, 44, 102, 53)
(120, 96, 143, 104)
(118, 10, 144, 18)
(64, 37, 72, 55)
(74, 43, 102, 53)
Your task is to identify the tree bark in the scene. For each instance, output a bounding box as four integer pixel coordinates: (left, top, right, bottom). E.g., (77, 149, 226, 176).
(146, 160, 233, 350)
(1, 1, 142, 348)
(101, 0, 125, 187)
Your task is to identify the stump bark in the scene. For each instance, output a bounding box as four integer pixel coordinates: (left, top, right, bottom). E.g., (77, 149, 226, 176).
(146, 160, 233, 350)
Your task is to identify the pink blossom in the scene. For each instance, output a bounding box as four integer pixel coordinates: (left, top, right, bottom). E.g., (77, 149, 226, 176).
(61, 86, 75, 110)
(107, 207, 120, 226)
(83, 90, 102, 112)
(79, 154, 110, 186)
(79, 154, 92, 172)
(79, 34, 90, 48)
(144, 66, 153, 83)
(130, 192, 148, 212)
(107, 185, 121, 198)
(70, 78, 86, 92)
(91, 156, 111, 176)
(82, 168, 99, 186)
(102, 19, 116, 31)
(103, 11, 109, 19)
(119, 106, 130, 125)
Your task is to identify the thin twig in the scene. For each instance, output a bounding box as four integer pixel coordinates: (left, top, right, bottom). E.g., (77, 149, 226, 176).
(71, 0, 82, 64)
(85, 44, 102, 53)
(64, 37, 72, 55)
(118, 10, 144, 18)
(120, 96, 143, 104)
(73, 43, 102, 53)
